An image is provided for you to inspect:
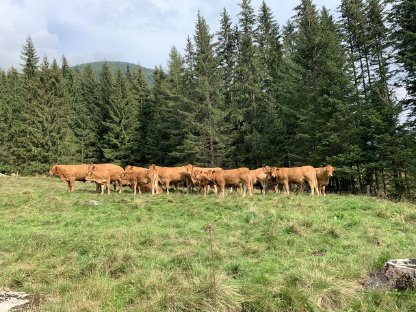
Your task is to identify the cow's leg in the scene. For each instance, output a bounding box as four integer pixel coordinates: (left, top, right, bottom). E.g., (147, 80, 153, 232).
(106, 180, 111, 195)
(284, 181, 290, 195)
(69, 178, 75, 192)
(219, 184, 225, 197)
(152, 177, 158, 195)
(307, 179, 317, 195)
(100, 183, 104, 195)
(118, 179, 122, 193)
(165, 180, 170, 194)
(261, 181, 266, 195)
(322, 185, 326, 196)
(133, 180, 137, 195)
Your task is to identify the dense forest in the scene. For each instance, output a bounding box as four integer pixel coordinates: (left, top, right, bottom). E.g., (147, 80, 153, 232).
(0, 0, 415, 199)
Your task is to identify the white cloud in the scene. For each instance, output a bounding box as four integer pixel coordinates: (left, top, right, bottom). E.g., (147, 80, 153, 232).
(0, 0, 340, 71)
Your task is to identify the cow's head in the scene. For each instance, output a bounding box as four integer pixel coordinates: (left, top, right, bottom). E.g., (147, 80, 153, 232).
(125, 165, 133, 172)
(270, 166, 280, 178)
(148, 164, 156, 170)
(263, 166, 272, 178)
(85, 167, 105, 183)
(48, 164, 57, 176)
(120, 171, 127, 180)
(325, 165, 335, 177)
(186, 163, 193, 174)
(190, 169, 200, 184)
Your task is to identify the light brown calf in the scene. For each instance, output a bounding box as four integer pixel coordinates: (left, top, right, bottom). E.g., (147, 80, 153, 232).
(271, 166, 319, 195)
(211, 167, 252, 197)
(48, 164, 90, 192)
(315, 165, 335, 196)
(149, 165, 191, 194)
(122, 165, 158, 195)
(186, 164, 222, 194)
(85, 164, 124, 195)
(250, 166, 272, 195)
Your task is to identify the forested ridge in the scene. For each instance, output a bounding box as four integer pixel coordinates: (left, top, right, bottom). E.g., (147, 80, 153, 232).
(71, 61, 154, 84)
(0, 0, 415, 199)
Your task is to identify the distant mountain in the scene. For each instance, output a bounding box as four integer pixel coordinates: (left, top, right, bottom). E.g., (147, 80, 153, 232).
(72, 61, 154, 85)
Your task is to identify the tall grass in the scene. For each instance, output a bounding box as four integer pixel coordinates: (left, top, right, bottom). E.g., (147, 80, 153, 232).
(0, 176, 416, 311)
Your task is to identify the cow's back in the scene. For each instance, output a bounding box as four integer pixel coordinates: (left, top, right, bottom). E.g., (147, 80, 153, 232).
(56, 164, 90, 181)
(156, 166, 188, 181)
(91, 164, 124, 179)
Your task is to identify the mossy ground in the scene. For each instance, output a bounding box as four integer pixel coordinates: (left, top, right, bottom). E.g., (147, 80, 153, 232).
(1, 177, 416, 311)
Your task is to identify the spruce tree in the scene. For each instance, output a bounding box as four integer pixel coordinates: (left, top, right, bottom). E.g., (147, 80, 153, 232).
(390, 0, 416, 124)
(127, 67, 150, 165)
(10, 36, 41, 174)
(233, 0, 264, 167)
(0, 68, 20, 172)
(70, 66, 99, 163)
(177, 12, 233, 166)
(97, 62, 113, 162)
(254, 1, 284, 164)
(101, 69, 136, 165)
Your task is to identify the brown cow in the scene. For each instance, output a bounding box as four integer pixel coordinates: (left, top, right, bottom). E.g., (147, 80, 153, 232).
(186, 164, 222, 193)
(189, 169, 215, 197)
(121, 165, 158, 195)
(149, 165, 191, 194)
(85, 164, 124, 195)
(250, 166, 272, 195)
(315, 165, 335, 196)
(270, 166, 319, 195)
(48, 164, 90, 192)
(211, 167, 252, 197)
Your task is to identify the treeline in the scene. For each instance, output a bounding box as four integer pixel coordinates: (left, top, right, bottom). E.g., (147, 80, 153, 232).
(0, 0, 415, 199)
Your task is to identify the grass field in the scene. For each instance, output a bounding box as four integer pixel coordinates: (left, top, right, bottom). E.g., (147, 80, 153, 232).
(1, 177, 416, 311)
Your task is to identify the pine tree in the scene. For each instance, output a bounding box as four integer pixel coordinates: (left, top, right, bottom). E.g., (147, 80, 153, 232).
(39, 58, 77, 165)
(127, 67, 150, 165)
(70, 66, 99, 163)
(101, 69, 137, 165)
(143, 66, 165, 164)
(216, 8, 238, 110)
(10, 36, 41, 174)
(177, 12, 233, 166)
(254, 1, 284, 164)
(0, 68, 21, 172)
(390, 0, 416, 124)
(233, 0, 264, 167)
(96, 62, 113, 162)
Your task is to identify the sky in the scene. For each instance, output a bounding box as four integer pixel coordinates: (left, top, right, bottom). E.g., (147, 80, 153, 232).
(1, 0, 340, 71)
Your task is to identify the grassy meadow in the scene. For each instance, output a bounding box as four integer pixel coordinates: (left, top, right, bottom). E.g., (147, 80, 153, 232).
(1, 176, 416, 311)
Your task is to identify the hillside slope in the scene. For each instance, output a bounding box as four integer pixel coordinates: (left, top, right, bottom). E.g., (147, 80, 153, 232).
(72, 61, 154, 84)
(0, 177, 415, 311)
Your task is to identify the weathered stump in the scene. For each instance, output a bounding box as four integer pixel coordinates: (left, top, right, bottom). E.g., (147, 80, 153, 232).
(0, 291, 29, 312)
(384, 259, 416, 290)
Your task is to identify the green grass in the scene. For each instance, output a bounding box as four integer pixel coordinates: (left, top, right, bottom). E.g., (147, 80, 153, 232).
(1, 177, 416, 311)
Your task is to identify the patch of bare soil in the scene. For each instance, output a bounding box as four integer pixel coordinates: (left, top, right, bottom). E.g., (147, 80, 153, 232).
(360, 268, 389, 290)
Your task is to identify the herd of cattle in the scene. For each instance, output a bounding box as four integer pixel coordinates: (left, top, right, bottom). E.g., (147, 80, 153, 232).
(48, 163, 335, 196)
